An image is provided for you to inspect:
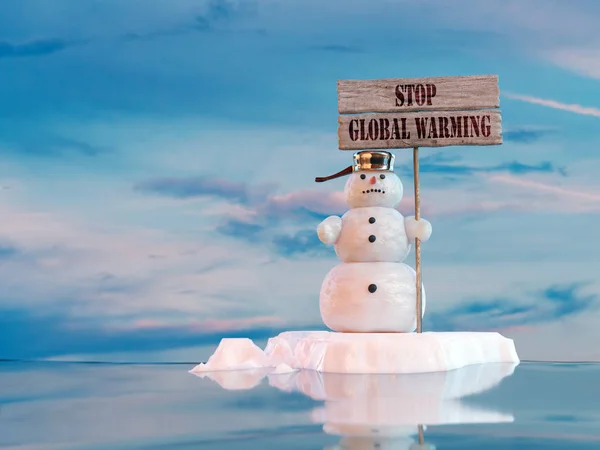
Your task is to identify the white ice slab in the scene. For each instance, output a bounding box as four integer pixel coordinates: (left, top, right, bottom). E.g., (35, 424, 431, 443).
(190, 330, 519, 375)
(264, 330, 519, 374)
(191, 337, 270, 372)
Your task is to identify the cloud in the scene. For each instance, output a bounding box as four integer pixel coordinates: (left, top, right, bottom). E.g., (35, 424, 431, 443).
(120, 0, 256, 41)
(504, 93, 600, 118)
(544, 48, 600, 80)
(0, 303, 308, 360)
(407, 153, 564, 177)
(503, 129, 552, 144)
(0, 120, 110, 158)
(271, 229, 334, 257)
(215, 217, 332, 258)
(264, 191, 346, 217)
(427, 283, 597, 332)
(490, 174, 600, 209)
(0, 197, 334, 351)
(216, 219, 265, 238)
(3, 175, 600, 360)
(0, 245, 19, 259)
(136, 166, 597, 258)
(137, 175, 401, 222)
(134, 176, 267, 203)
(210, 189, 343, 257)
(119, 29, 188, 43)
(0, 39, 73, 59)
(193, 0, 239, 30)
(0, 199, 269, 319)
(136, 176, 345, 256)
(0, 0, 596, 126)
(150, 178, 414, 258)
(3, 134, 108, 158)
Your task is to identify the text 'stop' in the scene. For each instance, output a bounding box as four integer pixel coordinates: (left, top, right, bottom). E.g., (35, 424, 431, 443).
(338, 75, 500, 114)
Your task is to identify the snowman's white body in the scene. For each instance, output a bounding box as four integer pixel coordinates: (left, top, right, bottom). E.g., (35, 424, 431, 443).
(335, 207, 410, 263)
(317, 169, 431, 333)
(320, 262, 426, 333)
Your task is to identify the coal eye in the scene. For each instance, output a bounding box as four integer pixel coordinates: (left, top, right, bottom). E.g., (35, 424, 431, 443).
(360, 174, 366, 180)
(380, 174, 386, 179)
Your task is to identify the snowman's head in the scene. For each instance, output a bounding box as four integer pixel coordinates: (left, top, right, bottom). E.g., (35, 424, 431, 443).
(344, 170, 403, 208)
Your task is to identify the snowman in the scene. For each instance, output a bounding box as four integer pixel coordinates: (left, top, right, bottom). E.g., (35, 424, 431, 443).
(315, 151, 432, 333)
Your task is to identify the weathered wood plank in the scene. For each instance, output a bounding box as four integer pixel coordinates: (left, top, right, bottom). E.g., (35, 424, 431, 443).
(338, 110, 502, 150)
(338, 75, 499, 114)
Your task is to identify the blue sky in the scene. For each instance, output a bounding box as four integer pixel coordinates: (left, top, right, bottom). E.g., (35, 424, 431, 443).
(1, 0, 600, 362)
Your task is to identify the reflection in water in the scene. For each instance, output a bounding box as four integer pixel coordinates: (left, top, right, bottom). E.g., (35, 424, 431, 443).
(194, 362, 518, 449)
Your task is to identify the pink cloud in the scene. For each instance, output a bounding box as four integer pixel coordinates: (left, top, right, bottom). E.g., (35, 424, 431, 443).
(193, 316, 286, 332)
(489, 174, 600, 213)
(204, 203, 260, 221)
(130, 319, 166, 330)
(491, 174, 600, 201)
(215, 183, 523, 226)
(0, 198, 269, 322)
(266, 190, 347, 215)
(235, 188, 432, 221)
(162, 171, 592, 230)
(123, 316, 286, 333)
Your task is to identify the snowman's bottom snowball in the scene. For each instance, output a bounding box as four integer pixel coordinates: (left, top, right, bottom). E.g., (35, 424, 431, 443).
(190, 331, 519, 375)
(320, 262, 425, 333)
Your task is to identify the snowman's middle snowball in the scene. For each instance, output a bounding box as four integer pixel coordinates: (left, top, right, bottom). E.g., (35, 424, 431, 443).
(335, 206, 410, 263)
(320, 262, 426, 333)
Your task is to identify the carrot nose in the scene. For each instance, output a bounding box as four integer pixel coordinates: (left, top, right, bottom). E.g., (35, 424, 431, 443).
(369, 176, 376, 184)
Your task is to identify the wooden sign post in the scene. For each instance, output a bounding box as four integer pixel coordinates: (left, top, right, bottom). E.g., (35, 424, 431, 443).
(337, 75, 502, 333)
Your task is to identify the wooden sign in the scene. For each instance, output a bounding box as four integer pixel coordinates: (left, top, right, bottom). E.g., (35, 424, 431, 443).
(338, 75, 499, 114)
(337, 74, 502, 150)
(338, 110, 502, 150)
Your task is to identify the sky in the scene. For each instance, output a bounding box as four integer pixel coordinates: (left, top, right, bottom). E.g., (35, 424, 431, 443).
(1, 0, 600, 362)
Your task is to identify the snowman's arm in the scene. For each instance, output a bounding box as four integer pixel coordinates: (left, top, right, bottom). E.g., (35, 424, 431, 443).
(317, 216, 343, 245)
(404, 216, 432, 242)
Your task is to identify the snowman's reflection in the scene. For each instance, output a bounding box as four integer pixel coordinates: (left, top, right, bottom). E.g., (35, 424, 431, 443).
(194, 363, 517, 449)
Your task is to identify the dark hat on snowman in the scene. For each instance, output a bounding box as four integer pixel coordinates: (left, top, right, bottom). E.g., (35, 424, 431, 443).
(315, 151, 395, 182)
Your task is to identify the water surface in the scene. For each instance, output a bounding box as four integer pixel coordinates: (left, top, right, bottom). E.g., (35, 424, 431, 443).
(1, 361, 599, 449)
